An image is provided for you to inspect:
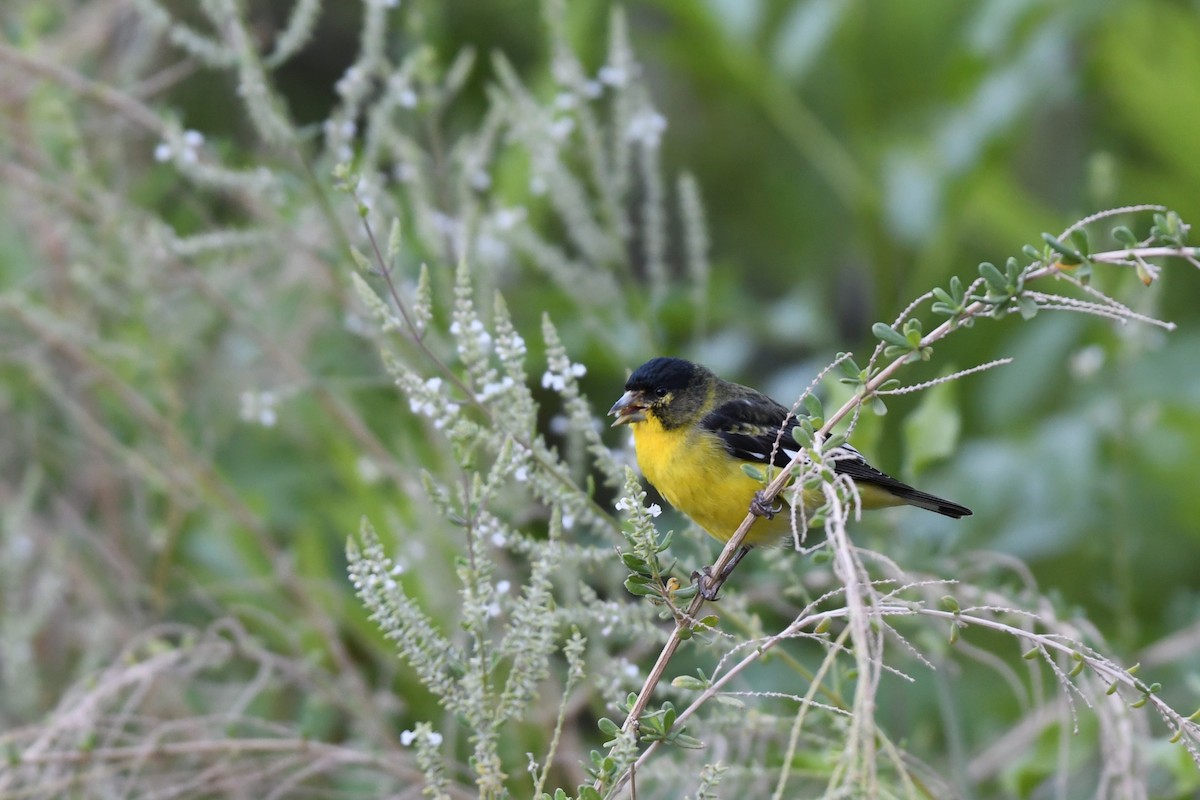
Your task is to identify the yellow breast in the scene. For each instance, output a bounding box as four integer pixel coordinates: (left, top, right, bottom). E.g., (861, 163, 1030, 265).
(630, 415, 791, 545)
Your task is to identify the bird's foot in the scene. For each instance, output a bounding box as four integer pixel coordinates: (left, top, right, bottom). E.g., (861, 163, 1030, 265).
(751, 490, 783, 519)
(692, 567, 722, 602)
(693, 545, 752, 602)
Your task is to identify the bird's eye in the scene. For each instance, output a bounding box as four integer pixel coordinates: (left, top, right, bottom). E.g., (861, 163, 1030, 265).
(654, 387, 668, 398)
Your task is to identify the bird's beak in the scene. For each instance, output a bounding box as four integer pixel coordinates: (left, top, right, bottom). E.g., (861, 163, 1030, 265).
(608, 390, 647, 427)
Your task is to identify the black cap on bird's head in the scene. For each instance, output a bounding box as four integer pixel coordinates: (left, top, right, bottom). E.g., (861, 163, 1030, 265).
(608, 357, 709, 427)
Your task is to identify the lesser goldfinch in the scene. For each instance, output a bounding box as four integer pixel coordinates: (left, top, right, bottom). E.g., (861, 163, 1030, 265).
(609, 357, 970, 553)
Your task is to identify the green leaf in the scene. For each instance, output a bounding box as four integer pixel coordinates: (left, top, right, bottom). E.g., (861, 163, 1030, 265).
(1112, 225, 1138, 247)
(902, 317, 924, 343)
(1069, 228, 1090, 258)
(672, 733, 704, 749)
(1041, 232, 1084, 265)
(837, 353, 861, 379)
(979, 261, 1007, 291)
(623, 575, 658, 597)
(597, 717, 620, 737)
(871, 322, 910, 348)
(672, 582, 698, 600)
(671, 674, 709, 690)
(802, 393, 823, 418)
(902, 377, 961, 477)
(791, 425, 813, 448)
(620, 552, 650, 573)
(1015, 296, 1039, 320)
(1151, 211, 1188, 247)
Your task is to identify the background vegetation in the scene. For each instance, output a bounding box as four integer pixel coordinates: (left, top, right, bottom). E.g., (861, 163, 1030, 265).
(2, 0, 1199, 797)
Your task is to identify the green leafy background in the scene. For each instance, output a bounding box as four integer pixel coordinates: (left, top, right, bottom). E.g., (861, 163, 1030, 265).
(2, 0, 1199, 797)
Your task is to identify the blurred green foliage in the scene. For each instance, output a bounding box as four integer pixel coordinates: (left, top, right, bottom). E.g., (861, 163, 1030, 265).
(1, 0, 1199, 797)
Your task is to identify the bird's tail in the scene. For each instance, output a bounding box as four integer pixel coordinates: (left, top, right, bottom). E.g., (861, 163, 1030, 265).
(893, 486, 972, 518)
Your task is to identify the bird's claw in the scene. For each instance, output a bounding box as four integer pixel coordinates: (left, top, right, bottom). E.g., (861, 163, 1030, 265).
(751, 490, 783, 520)
(692, 567, 722, 602)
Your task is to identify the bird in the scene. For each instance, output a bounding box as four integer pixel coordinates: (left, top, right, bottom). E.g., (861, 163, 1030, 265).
(609, 357, 970, 594)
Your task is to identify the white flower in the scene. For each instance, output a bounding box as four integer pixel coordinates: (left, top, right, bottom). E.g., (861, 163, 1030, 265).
(496, 330, 527, 361)
(492, 207, 526, 231)
(496, 579, 511, 594)
(239, 390, 278, 427)
(393, 162, 417, 183)
(541, 361, 586, 392)
(549, 117, 575, 141)
(471, 320, 492, 350)
(1070, 344, 1105, 379)
(614, 497, 632, 512)
(480, 376, 514, 401)
(401, 727, 442, 747)
(154, 129, 205, 165)
(647, 503, 662, 518)
(336, 66, 364, 97)
(356, 456, 382, 484)
(598, 65, 627, 86)
(627, 110, 667, 148)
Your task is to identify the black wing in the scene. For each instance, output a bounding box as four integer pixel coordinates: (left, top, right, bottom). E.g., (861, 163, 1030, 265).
(699, 392, 799, 468)
(701, 391, 972, 519)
